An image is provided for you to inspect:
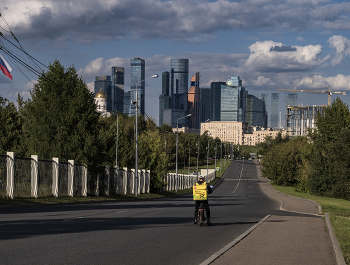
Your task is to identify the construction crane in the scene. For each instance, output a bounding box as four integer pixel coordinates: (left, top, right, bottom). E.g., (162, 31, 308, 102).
(278, 87, 346, 106)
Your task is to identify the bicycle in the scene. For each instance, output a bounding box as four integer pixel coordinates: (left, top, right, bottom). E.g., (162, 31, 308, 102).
(197, 201, 206, 226)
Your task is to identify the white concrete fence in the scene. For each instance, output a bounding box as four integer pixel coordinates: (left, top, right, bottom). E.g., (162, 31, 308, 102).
(163, 169, 216, 191)
(0, 152, 150, 199)
(0, 152, 217, 199)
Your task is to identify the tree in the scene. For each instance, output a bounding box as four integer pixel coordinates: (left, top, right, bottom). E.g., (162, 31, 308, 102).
(22, 60, 101, 166)
(261, 136, 309, 187)
(0, 96, 26, 155)
(308, 98, 350, 199)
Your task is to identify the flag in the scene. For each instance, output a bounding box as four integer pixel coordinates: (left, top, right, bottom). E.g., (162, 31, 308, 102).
(0, 54, 13, 80)
(206, 119, 210, 122)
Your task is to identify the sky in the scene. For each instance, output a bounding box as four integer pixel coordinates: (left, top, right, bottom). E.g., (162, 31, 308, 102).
(1, 0, 350, 127)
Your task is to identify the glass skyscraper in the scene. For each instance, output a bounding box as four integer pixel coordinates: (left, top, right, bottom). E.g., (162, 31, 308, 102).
(246, 95, 267, 128)
(271, 93, 279, 128)
(170, 59, 189, 95)
(159, 71, 172, 126)
(210, 82, 225, 121)
(220, 76, 246, 122)
(111, 67, 124, 113)
(129, 58, 145, 116)
(285, 93, 298, 107)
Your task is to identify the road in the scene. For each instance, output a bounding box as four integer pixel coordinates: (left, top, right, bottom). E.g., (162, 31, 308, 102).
(0, 160, 280, 265)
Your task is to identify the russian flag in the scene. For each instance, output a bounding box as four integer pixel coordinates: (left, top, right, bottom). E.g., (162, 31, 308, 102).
(0, 54, 13, 80)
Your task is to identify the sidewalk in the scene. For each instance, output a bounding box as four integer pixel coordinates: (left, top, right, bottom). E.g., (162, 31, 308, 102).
(209, 175, 338, 265)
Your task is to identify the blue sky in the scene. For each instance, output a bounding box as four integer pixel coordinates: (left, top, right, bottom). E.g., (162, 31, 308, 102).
(1, 0, 350, 127)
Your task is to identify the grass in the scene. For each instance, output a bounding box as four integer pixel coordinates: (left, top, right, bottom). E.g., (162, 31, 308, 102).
(271, 183, 350, 265)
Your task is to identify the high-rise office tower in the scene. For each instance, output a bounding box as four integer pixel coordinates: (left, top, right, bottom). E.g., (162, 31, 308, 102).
(285, 93, 298, 107)
(170, 59, 189, 111)
(159, 71, 172, 126)
(221, 76, 247, 121)
(188, 72, 200, 129)
(246, 95, 267, 128)
(112, 67, 124, 113)
(210, 81, 226, 121)
(170, 59, 189, 95)
(130, 58, 145, 116)
(200, 88, 211, 123)
(257, 93, 268, 111)
(94, 75, 112, 111)
(123, 91, 131, 115)
(271, 93, 279, 128)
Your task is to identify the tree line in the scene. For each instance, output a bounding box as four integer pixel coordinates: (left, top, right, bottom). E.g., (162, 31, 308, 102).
(259, 97, 350, 200)
(0, 60, 226, 191)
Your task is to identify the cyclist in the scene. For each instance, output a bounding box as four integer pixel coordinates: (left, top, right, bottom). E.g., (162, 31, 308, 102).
(194, 175, 213, 225)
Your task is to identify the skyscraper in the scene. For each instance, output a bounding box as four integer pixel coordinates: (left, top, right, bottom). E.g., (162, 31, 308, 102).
(210, 81, 225, 121)
(246, 95, 267, 128)
(271, 93, 279, 128)
(200, 88, 211, 123)
(220, 76, 247, 121)
(130, 58, 145, 116)
(170, 59, 189, 111)
(159, 71, 172, 126)
(285, 93, 298, 107)
(111, 67, 124, 113)
(94, 75, 112, 111)
(188, 72, 200, 129)
(170, 59, 189, 95)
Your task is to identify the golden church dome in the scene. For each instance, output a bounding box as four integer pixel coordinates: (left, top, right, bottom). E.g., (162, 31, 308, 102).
(95, 88, 108, 99)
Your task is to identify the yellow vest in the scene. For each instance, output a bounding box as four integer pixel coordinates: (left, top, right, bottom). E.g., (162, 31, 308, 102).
(193, 182, 208, 200)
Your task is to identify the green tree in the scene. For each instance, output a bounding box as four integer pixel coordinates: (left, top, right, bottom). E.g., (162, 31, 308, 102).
(261, 136, 309, 187)
(308, 98, 350, 199)
(0, 96, 25, 155)
(22, 60, 101, 166)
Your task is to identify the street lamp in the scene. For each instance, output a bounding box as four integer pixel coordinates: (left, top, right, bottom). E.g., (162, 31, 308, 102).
(206, 133, 211, 177)
(176, 114, 191, 192)
(134, 74, 158, 196)
(215, 142, 219, 178)
(196, 142, 200, 178)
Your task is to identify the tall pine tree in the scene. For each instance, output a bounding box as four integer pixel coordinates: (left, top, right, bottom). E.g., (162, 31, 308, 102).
(22, 60, 101, 166)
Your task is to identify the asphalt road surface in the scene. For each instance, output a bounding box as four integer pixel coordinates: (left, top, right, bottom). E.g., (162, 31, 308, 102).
(0, 160, 280, 265)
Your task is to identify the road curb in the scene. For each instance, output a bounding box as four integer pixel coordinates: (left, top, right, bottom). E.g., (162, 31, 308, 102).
(325, 213, 347, 265)
(257, 165, 346, 265)
(199, 214, 271, 265)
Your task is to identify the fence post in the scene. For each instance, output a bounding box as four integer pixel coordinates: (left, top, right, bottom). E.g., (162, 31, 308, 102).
(115, 167, 119, 195)
(82, 165, 87, 197)
(105, 165, 110, 196)
(52, 157, 59, 197)
(146, 170, 150, 193)
(68, 160, 74, 197)
(6, 152, 14, 199)
(31, 155, 38, 198)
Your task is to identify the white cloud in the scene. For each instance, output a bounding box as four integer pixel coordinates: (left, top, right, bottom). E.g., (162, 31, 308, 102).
(296, 74, 350, 90)
(328, 35, 350, 66)
(251, 76, 276, 86)
(1, 0, 350, 44)
(244, 40, 329, 72)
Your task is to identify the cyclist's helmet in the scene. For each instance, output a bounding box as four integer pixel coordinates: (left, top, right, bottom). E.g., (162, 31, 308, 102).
(198, 175, 205, 184)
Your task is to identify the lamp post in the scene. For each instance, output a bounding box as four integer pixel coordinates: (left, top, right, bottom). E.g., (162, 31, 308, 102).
(220, 143, 222, 172)
(196, 142, 200, 178)
(183, 146, 186, 175)
(188, 148, 191, 174)
(116, 112, 119, 169)
(206, 133, 211, 177)
(176, 114, 191, 192)
(215, 142, 219, 178)
(134, 74, 158, 196)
